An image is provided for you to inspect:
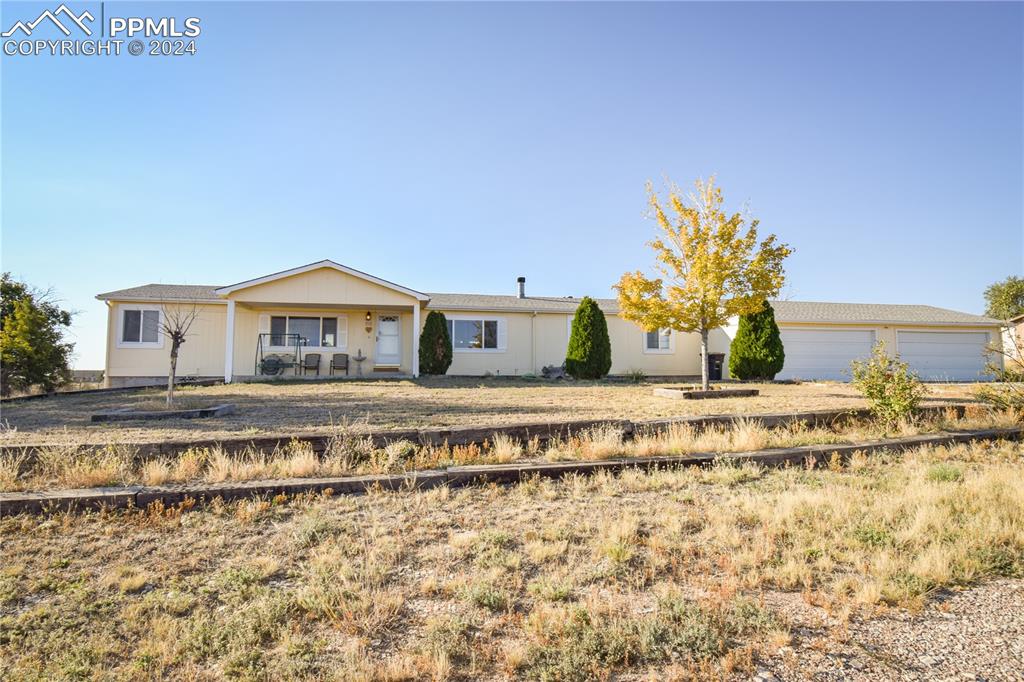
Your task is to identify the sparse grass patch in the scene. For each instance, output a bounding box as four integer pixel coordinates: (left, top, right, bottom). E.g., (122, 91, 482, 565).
(521, 593, 776, 680)
(0, 378, 983, 451)
(0, 436, 1020, 679)
(462, 578, 513, 613)
(528, 576, 575, 602)
(2, 407, 1014, 493)
(926, 462, 963, 483)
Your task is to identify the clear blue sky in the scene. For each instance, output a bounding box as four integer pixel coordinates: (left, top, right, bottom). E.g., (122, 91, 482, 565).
(2, 1, 1022, 369)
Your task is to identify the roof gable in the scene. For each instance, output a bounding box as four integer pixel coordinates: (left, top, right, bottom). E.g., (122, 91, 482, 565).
(215, 260, 429, 301)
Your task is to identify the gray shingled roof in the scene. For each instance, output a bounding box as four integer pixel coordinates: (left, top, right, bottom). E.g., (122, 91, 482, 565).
(95, 284, 997, 327)
(426, 293, 619, 313)
(426, 295, 997, 326)
(96, 284, 221, 301)
(770, 300, 998, 326)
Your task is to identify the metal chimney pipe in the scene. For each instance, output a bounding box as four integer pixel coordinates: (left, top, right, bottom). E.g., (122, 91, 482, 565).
(516, 276, 526, 299)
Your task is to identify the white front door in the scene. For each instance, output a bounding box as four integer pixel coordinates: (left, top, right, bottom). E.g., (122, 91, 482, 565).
(376, 314, 401, 366)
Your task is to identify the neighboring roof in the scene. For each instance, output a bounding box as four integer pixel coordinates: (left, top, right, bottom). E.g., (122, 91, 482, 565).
(96, 284, 221, 302)
(1007, 312, 1024, 325)
(770, 300, 999, 327)
(426, 293, 619, 313)
(214, 260, 430, 301)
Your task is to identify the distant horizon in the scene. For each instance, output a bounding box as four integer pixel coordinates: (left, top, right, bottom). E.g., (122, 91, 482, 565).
(2, 1, 1021, 369)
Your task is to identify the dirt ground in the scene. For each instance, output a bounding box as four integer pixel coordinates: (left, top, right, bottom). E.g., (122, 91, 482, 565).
(0, 378, 984, 446)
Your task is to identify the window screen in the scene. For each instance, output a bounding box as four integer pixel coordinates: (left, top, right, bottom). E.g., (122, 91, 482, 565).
(141, 310, 160, 343)
(270, 316, 287, 346)
(122, 310, 141, 342)
(321, 318, 337, 347)
(288, 317, 320, 347)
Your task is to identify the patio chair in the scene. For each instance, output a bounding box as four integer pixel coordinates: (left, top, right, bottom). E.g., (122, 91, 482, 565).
(330, 353, 349, 376)
(300, 353, 321, 376)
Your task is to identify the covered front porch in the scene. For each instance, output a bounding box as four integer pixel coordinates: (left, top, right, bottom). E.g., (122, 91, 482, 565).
(231, 303, 420, 380)
(216, 261, 430, 382)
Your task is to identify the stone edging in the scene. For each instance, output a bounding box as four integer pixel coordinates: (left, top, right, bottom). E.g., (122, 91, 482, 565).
(653, 388, 760, 400)
(0, 403, 974, 461)
(1, 426, 1018, 517)
(90, 403, 236, 423)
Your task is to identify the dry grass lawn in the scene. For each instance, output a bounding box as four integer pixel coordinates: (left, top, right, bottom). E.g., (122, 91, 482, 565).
(0, 377, 984, 446)
(0, 408, 1011, 493)
(1, 438, 1021, 680)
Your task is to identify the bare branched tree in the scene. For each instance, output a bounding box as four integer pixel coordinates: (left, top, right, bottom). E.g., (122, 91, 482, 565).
(976, 329, 1024, 420)
(160, 303, 200, 408)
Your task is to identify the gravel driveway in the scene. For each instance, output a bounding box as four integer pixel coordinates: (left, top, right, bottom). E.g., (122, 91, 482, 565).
(749, 579, 1024, 681)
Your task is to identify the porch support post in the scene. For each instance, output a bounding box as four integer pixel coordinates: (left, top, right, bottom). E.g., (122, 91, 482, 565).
(412, 303, 421, 378)
(224, 299, 235, 383)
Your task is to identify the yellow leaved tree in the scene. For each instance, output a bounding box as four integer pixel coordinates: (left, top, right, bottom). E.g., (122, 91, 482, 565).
(615, 177, 792, 390)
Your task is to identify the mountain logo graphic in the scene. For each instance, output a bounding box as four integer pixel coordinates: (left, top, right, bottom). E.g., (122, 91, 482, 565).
(2, 4, 95, 37)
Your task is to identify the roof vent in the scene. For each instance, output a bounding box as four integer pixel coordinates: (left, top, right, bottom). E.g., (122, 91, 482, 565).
(516, 276, 526, 299)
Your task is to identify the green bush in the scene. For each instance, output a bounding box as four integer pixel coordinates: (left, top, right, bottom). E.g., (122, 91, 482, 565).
(926, 463, 963, 483)
(850, 342, 927, 426)
(418, 311, 452, 375)
(728, 300, 785, 380)
(624, 368, 646, 384)
(0, 273, 74, 396)
(565, 297, 612, 380)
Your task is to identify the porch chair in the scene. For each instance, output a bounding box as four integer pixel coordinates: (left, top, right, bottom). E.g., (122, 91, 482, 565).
(330, 353, 349, 376)
(300, 353, 321, 376)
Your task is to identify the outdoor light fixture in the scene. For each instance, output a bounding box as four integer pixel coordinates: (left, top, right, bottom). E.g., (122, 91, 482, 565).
(365, 311, 372, 333)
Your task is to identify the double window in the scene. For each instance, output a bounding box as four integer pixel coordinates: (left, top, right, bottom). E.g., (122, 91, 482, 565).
(644, 328, 673, 353)
(270, 315, 339, 347)
(119, 306, 162, 347)
(448, 318, 499, 350)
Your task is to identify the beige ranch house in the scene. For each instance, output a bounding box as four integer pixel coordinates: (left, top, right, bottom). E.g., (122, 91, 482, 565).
(97, 260, 1001, 387)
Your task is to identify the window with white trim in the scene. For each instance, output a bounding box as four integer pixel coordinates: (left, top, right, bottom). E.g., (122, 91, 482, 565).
(448, 318, 499, 350)
(118, 306, 162, 348)
(270, 315, 343, 348)
(644, 328, 673, 353)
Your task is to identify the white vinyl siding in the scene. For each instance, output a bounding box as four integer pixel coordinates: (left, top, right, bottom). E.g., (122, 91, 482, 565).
(116, 305, 163, 349)
(776, 329, 876, 381)
(897, 331, 990, 381)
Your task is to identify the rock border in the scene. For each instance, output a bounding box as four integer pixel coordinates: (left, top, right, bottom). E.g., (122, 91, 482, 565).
(1, 426, 1017, 517)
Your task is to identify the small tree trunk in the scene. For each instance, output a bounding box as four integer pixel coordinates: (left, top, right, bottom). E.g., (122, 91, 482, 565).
(167, 342, 179, 408)
(700, 326, 710, 391)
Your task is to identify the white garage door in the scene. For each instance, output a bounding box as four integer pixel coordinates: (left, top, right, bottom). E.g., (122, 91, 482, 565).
(777, 329, 875, 381)
(897, 331, 990, 382)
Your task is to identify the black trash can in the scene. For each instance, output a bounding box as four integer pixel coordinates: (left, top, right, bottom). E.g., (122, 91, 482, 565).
(707, 353, 725, 381)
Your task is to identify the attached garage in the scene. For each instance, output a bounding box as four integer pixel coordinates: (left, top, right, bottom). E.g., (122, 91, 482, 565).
(776, 329, 875, 381)
(769, 301, 1000, 382)
(897, 331, 990, 381)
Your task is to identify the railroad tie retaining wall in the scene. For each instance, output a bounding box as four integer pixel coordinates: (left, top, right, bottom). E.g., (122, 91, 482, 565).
(0, 404, 973, 464)
(1, 425, 1017, 517)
